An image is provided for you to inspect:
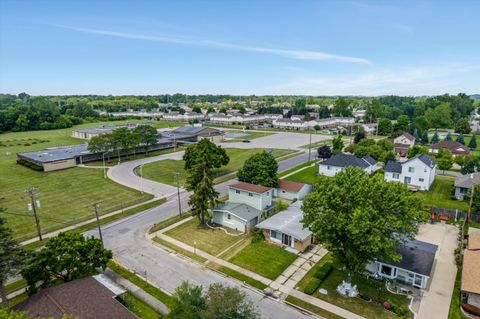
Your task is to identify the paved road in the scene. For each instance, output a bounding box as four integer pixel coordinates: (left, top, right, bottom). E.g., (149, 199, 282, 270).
(85, 184, 315, 319)
(91, 149, 317, 318)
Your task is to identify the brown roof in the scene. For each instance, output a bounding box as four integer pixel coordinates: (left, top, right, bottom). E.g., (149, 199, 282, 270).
(278, 179, 306, 192)
(402, 132, 415, 141)
(469, 232, 480, 250)
(230, 182, 272, 193)
(462, 249, 480, 294)
(429, 141, 471, 155)
(394, 143, 411, 149)
(15, 276, 137, 319)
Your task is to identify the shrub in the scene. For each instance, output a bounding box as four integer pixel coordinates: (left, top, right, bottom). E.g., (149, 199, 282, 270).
(359, 293, 371, 302)
(304, 278, 321, 295)
(313, 260, 333, 280)
(251, 231, 265, 243)
(390, 302, 409, 318)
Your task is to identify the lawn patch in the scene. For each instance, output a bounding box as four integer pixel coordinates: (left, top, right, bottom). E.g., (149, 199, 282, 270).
(229, 240, 297, 280)
(416, 175, 468, 211)
(141, 148, 295, 187)
(313, 269, 411, 319)
(216, 266, 268, 290)
(164, 218, 243, 256)
(296, 253, 332, 292)
(153, 236, 207, 263)
(285, 295, 343, 319)
(120, 292, 161, 319)
(285, 165, 318, 184)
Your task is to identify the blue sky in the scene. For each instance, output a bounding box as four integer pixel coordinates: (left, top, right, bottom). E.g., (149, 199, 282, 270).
(1, 0, 479, 96)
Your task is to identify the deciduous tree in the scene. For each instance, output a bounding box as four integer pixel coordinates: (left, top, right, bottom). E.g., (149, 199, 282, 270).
(317, 145, 332, 160)
(134, 125, 159, 154)
(237, 151, 278, 187)
(302, 168, 421, 275)
(436, 149, 454, 173)
(21, 232, 112, 294)
(455, 117, 472, 134)
(332, 135, 344, 155)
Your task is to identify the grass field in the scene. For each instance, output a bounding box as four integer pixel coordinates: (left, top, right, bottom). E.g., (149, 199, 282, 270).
(229, 240, 297, 280)
(416, 175, 468, 211)
(285, 165, 318, 184)
(121, 292, 161, 319)
(0, 121, 188, 240)
(164, 218, 244, 256)
(141, 148, 295, 187)
(285, 295, 343, 319)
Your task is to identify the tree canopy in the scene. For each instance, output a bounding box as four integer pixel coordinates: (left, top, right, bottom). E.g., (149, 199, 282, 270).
(170, 281, 259, 319)
(21, 232, 112, 294)
(302, 168, 421, 273)
(183, 139, 229, 224)
(237, 151, 279, 187)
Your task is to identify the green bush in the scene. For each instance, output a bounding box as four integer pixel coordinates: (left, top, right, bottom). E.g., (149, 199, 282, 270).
(251, 230, 265, 243)
(313, 260, 333, 280)
(390, 302, 409, 318)
(304, 278, 321, 295)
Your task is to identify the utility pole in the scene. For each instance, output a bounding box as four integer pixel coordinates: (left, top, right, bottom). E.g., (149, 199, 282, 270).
(88, 201, 104, 247)
(174, 172, 182, 216)
(25, 187, 42, 241)
(308, 130, 312, 162)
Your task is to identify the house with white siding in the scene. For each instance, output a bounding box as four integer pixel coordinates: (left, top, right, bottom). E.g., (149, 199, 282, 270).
(384, 154, 436, 191)
(274, 180, 312, 201)
(319, 153, 378, 177)
(212, 182, 273, 232)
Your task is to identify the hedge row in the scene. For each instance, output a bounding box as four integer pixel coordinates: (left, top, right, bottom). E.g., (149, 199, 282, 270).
(303, 260, 334, 295)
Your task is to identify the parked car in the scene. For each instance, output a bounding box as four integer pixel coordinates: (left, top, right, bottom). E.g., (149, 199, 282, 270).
(242, 140, 251, 143)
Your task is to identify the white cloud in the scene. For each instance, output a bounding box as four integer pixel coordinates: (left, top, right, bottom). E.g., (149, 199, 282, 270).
(61, 26, 372, 65)
(262, 63, 480, 96)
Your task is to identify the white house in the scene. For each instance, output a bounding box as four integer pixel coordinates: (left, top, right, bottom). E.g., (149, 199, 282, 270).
(319, 153, 378, 177)
(393, 132, 416, 157)
(367, 239, 438, 289)
(384, 154, 436, 191)
(256, 201, 313, 252)
(274, 179, 312, 201)
(211, 182, 274, 232)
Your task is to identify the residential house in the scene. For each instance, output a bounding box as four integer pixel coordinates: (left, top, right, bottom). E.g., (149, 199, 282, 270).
(212, 182, 273, 232)
(319, 153, 378, 177)
(274, 179, 312, 201)
(256, 201, 313, 252)
(454, 173, 480, 200)
(429, 140, 471, 156)
(162, 111, 184, 121)
(393, 132, 416, 157)
(14, 275, 136, 319)
(183, 112, 206, 121)
(461, 232, 480, 312)
(384, 154, 436, 191)
(367, 239, 438, 289)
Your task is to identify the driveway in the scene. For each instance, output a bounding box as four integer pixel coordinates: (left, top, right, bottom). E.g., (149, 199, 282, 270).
(415, 222, 458, 319)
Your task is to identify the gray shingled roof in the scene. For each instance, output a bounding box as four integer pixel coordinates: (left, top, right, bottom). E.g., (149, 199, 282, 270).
(380, 239, 438, 276)
(455, 172, 480, 188)
(385, 161, 403, 173)
(213, 202, 261, 222)
(408, 154, 436, 167)
(321, 153, 375, 169)
(18, 144, 90, 163)
(255, 202, 312, 241)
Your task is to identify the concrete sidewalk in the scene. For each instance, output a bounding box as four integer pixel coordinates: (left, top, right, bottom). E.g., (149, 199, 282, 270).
(104, 268, 169, 315)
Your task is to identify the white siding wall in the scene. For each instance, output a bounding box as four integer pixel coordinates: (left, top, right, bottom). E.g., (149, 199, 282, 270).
(228, 188, 272, 211)
(319, 164, 344, 177)
(394, 135, 414, 146)
(384, 158, 435, 191)
(212, 211, 246, 232)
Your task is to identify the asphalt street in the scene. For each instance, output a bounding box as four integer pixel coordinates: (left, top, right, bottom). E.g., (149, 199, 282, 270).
(86, 149, 317, 318)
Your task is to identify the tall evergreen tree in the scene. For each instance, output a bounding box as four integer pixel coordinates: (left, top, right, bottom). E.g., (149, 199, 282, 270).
(413, 128, 420, 143)
(183, 140, 229, 224)
(431, 131, 440, 144)
(469, 133, 477, 149)
(445, 132, 452, 141)
(456, 133, 465, 145)
(421, 130, 429, 145)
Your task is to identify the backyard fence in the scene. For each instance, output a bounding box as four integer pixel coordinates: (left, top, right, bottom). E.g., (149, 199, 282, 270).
(430, 207, 480, 223)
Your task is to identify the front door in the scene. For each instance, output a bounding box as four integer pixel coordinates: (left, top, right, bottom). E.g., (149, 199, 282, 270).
(282, 233, 292, 246)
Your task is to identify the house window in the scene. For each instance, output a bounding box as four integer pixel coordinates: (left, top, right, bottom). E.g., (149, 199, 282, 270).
(327, 165, 331, 170)
(248, 192, 253, 197)
(408, 167, 415, 173)
(227, 214, 231, 220)
(266, 192, 269, 196)
(419, 178, 424, 182)
(235, 190, 240, 194)
(393, 173, 399, 179)
(271, 230, 277, 239)
(381, 265, 393, 276)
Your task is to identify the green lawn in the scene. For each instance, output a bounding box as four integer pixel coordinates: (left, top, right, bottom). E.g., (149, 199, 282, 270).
(216, 266, 268, 290)
(164, 218, 244, 256)
(296, 252, 332, 292)
(313, 269, 411, 319)
(0, 121, 192, 240)
(285, 295, 343, 319)
(229, 240, 297, 280)
(153, 236, 207, 263)
(121, 292, 161, 319)
(141, 148, 295, 187)
(285, 165, 318, 184)
(416, 175, 468, 211)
